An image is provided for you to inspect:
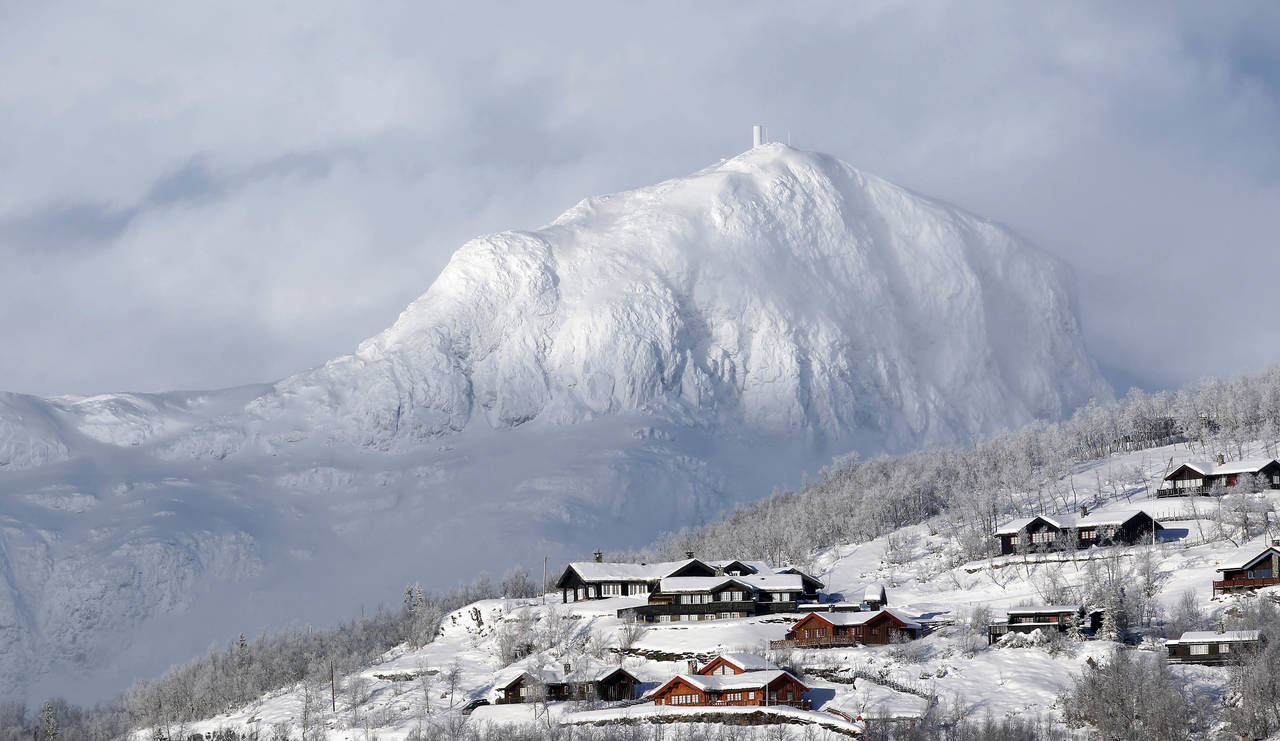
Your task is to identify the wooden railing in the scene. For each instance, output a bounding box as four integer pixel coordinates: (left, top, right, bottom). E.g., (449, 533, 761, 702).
(770, 637, 860, 649)
(1213, 576, 1280, 593)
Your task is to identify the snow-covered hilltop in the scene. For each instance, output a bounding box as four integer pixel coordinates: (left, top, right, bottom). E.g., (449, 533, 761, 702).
(0, 144, 1107, 702)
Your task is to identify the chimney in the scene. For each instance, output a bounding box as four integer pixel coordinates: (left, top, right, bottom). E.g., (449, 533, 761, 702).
(1080, 505, 1088, 517)
(687, 659, 698, 674)
(593, 550, 603, 563)
(752, 125, 763, 148)
(1217, 453, 1226, 466)
(563, 662, 572, 676)
(685, 550, 695, 560)
(1217, 622, 1226, 634)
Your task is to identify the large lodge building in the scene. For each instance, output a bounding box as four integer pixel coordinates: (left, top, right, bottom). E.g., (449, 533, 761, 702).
(554, 553, 824, 623)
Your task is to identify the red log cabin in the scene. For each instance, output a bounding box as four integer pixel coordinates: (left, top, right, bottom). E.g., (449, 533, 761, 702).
(650, 670, 808, 708)
(775, 609, 921, 648)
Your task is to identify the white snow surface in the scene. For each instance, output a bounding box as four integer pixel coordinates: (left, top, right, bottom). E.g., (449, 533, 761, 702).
(0, 144, 1108, 702)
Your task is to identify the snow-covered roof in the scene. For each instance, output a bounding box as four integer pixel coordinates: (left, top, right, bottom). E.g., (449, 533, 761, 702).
(1169, 459, 1278, 478)
(1169, 630, 1260, 644)
(864, 583, 887, 602)
(1215, 542, 1280, 572)
(800, 608, 921, 630)
(658, 576, 752, 593)
(737, 573, 803, 592)
(707, 653, 779, 673)
(1006, 605, 1082, 615)
(567, 559, 703, 583)
(995, 508, 1159, 534)
(666, 670, 804, 693)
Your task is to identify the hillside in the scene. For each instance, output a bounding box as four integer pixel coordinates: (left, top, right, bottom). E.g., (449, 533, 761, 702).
(0, 144, 1108, 701)
(131, 438, 1280, 740)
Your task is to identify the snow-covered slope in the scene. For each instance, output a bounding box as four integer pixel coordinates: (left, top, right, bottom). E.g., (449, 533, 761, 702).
(157, 440, 1267, 741)
(0, 144, 1108, 702)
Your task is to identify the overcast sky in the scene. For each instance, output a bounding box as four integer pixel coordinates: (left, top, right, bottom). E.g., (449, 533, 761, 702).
(3, 2, 1278, 398)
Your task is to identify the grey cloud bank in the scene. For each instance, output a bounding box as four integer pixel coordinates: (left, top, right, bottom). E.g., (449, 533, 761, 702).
(2, 1, 1279, 397)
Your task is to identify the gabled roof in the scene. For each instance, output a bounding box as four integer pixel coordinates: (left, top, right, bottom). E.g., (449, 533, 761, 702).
(775, 566, 826, 591)
(1166, 459, 1279, 479)
(701, 653, 779, 673)
(794, 608, 921, 630)
(654, 670, 807, 695)
(1215, 543, 1280, 572)
(706, 559, 771, 575)
(1169, 630, 1260, 644)
(736, 573, 804, 592)
(658, 576, 754, 593)
(864, 583, 887, 603)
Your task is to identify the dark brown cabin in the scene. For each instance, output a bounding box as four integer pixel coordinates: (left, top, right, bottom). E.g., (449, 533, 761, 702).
(995, 510, 1163, 555)
(1158, 458, 1280, 497)
(1167, 630, 1262, 664)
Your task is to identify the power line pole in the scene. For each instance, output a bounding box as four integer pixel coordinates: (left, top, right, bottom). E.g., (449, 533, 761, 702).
(330, 661, 336, 712)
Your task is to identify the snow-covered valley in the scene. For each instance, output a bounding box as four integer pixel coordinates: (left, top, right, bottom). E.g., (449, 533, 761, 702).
(0, 144, 1108, 702)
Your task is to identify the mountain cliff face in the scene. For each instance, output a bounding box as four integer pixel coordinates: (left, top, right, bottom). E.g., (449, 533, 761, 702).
(0, 144, 1109, 701)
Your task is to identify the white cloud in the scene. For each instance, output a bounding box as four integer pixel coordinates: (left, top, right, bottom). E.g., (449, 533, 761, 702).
(2, 1, 1279, 394)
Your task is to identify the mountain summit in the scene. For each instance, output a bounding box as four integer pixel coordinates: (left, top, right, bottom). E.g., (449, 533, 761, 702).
(168, 143, 1105, 458)
(0, 145, 1107, 700)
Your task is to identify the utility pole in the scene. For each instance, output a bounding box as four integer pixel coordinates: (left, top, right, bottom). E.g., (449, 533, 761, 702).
(543, 556, 548, 605)
(330, 661, 336, 712)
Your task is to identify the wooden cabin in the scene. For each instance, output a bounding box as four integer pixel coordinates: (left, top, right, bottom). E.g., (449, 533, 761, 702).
(651, 670, 809, 708)
(557, 555, 824, 605)
(1167, 630, 1262, 664)
(776, 609, 921, 648)
(1213, 543, 1280, 595)
(1158, 458, 1280, 498)
(986, 605, 1091, 644)
(995, 509, 1163, 555)
(697, 653, 779, 676)
(495, 666, 640, 704)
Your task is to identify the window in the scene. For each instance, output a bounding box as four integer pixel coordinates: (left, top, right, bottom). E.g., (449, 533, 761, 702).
(726, 692, 742, 701)
(659, 615, 671, 623)
(1031, 531, 1056, 544)
(1220, 643, 1231, 654)
(669, 692, 698, 705)
(1080, 529, 1097, 540)
(1190, 644, 1209, 655)
(601, 583, 622, 597)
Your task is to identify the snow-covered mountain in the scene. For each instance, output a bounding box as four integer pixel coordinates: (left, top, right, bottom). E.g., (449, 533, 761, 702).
(0, 144, 1108, 701)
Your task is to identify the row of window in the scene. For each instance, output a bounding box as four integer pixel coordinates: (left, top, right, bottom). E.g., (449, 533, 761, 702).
(1188, 643, 1231, 655)
(657, 612, 749, 622)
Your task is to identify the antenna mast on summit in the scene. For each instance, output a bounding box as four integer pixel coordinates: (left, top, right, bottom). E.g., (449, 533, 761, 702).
(752, 125, 764, 148)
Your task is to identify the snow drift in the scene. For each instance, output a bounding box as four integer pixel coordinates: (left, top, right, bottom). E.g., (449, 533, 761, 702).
(0, 144, 1108, 701)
